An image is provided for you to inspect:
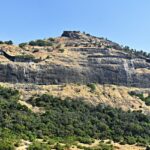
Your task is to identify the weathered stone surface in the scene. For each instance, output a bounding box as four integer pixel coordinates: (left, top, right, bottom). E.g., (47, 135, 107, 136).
(61, 31, 81, 39)
(0, 31, 150, 88)
(0, 55, 150, 88)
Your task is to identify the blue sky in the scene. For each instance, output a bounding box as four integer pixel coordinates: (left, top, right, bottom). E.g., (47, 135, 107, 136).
(0, 0, 150, 52)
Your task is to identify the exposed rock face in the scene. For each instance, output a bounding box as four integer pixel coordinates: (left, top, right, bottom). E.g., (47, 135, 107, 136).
(0, 55, 150, 88)
(0, 49, 40, 63)
(61, 31, 81, 39)
(0, 31, 150, 88)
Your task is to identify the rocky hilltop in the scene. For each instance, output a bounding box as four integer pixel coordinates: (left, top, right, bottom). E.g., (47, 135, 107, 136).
(0, 31, 150, 88)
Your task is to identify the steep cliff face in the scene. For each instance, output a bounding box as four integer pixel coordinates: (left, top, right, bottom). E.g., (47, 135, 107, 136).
(0, 31, 150, 88)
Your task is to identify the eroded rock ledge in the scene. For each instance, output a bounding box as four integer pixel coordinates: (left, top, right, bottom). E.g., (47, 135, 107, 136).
(0, 31, 150, 88)
(0, 55, 150, 88)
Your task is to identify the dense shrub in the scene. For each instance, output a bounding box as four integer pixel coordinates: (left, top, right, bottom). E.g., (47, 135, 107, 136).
(122, 45, 150, 59)
(29, 40, 52, 46)
(0, 87, 149, 146)
(59, 48, 65, 53)
(16, 54, 35, 59)
(87, 83, 96, 92)
(99, 143, 114, 150)
(53, 143, 64, 150)
(48, 38, 55, 41)
(0, 140, 15, 150)
(28, 94, 150, 145)
(0, 41, 4, 44)
(19, 43, 27, 48)
(0, 40, 13, 45)
(129, 92, 150, 106)
(4, 40, 13, 45)
(125, 136, 136, 145)
(78, 137, 94, 144)
(28, 142, 50, 150)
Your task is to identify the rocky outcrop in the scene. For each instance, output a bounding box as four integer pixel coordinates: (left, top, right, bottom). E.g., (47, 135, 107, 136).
(61, 31, 82, 39)
(0, 54, 150, 87)
(0, 31, 150, 88)
(0, 49, 40, 63)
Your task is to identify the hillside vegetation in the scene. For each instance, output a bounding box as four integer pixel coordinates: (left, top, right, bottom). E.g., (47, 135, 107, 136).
(0, 31, 150, 149)
(0, 86, 149, 149)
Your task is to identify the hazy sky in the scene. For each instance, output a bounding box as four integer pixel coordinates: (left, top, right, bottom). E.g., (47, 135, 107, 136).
(0, 0, 150, 52)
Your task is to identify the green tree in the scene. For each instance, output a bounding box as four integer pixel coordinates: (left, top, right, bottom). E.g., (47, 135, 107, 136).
(19, 43, 27, 48)
(4, 40, 13, 45)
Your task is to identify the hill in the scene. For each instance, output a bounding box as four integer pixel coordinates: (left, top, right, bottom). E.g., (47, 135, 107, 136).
(0, 31, 150, 149)
(0, 31, 150, 87)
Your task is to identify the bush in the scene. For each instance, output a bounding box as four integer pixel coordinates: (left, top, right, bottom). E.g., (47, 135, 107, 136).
(4, 40, 13, 45)
(0, 140, 15, 150)
(145, 97, 150, 106)
(99, 143, 114, 150)
(0, 40, 13, 45)
(0, 41, 4, 44)
(29, 41, 36, 46)
(29, 40, 52, 47)
(28, 142, 50, 150)
(48, 38, 55, 41)
(59, 49, 65, 53)
(78, 137, 94, 144)
(125, 137, 136, 145)
(47, 138, 56, 145)
(87, 83, 96, 92)
(129, 92, 150, 106)
(19, 43, 27, 48)
(16, 54, 35, 59)
(119, 141, 126, 145)
(53, 143, 64, 150)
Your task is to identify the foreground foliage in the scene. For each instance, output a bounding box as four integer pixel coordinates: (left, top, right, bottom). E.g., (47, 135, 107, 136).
(0, 86, 149, 149)
(129, 91, 150, 106)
